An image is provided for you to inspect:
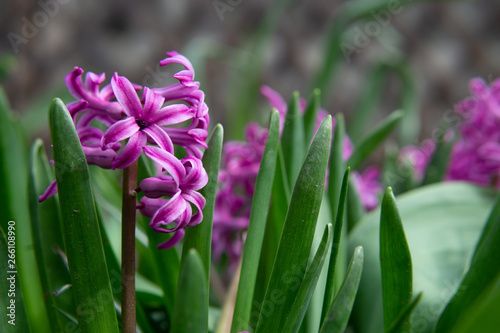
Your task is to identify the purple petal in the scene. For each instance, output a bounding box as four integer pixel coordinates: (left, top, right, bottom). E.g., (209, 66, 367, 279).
(111, 132, 147, 169)
(142, 87, 165, 120)
(101, 117, 139, 149)
(182, 190, 206, 226)
(111, 73, 143, 118)
(85, 72, 106, 94)
(39, 180, 58, 202)
(157, 229, 185, 249)
(82, 146, 116, 169)
(143, 146, 185, 185)
(143, 124, 174, 152)
(150, 104, 192, 126)
(65, 67, 86, 100)
(139, 197, 169, 218)
(150, 191, 186, 230)
(181, 156, 208, 191)
(140, 176, 178, 198)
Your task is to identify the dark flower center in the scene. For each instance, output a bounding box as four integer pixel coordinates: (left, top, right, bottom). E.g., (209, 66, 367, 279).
(136, 119, 149, 130)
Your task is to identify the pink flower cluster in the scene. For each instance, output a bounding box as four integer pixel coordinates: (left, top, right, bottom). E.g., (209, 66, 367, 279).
(40, 52, 209, 249)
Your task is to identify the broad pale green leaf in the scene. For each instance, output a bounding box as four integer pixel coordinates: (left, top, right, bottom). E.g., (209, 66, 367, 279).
(0, 227, 29, 332)
(380, 187, 413, 332)
(172, 249, 208, 333)
(232, 111, 280, 333)
(0, 87, 50, 331)
(322, 168, 350, 322)
(320, 246, 364, 333)
(182, 124, 224, 285)
(28, 139, 74, 331)
(347, 110, 403, 170)
(282, 92, 306, 188)
(282, 224, 333, 333)
(254, 116, 332, 333)
(49, 98, 119, 332)
(349, 182, 495, 333)
(435, 190, 500, 332)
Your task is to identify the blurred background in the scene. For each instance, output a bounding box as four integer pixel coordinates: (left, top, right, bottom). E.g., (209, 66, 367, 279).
(1, 0, 499, 146)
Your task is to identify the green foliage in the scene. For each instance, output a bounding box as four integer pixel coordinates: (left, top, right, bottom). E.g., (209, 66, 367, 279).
(49, 98, 119, 332)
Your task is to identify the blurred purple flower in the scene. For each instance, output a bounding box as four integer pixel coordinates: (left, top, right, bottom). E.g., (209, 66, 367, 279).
(398, 139, 436, 181)
(446, 77, 500, 187)
(351, 167, 383, 211)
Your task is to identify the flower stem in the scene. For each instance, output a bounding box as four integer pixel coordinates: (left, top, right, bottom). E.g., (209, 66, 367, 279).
(121, 161, 138, 333)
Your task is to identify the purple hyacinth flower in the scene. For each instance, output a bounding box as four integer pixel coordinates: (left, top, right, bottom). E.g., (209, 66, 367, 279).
(399, 139, 436, 181)
(101, 73, 192, 169)
(139, 146, 208, 249)
(351, 166, 383, 211)
(446, 77, 500, 187)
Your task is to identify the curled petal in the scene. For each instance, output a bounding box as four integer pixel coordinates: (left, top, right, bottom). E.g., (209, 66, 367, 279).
(101, 117, 139, 149)
(140, 176, 178, 198)
(150, 191, 186, 231)
(111, 132, 147, 169)
(156, 229, 185, 249)
(39, 180, 58, 202)
(139, 197, 169, 218)
(143, 146, 185, 185)
(85, 72, 106, 94)
(160, 51, 196, 84)
(143, 124, 174, 153)
(82, 146, 116, 169)
(182, 190, 206, 226)
(142, 87, 165, 120)
(111, 73, 143, 118)
(181, 156, 208, 191)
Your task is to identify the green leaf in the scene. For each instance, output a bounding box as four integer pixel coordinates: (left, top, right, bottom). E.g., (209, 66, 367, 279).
(0, 87, 50, 331)
(435, 190, 500, 332)
(281, 92, 306, 188)
(182, 124, 224, 285)
(347, 64, 388, 142)
(322, 168, 350, 322)
(0, 226, 29, 332)
(303, 89, 321, 145)
(380, 187, 413, 332)
(282, 224, 333, 333)
(28, 139, 75, 331)
(347, 110, 403, 170)
(346, 177, 365, 231)
(49, 98, 119, 332)
(422, 135, 454, 185)
(254, 116, 332, 333)
(232, 111, 280, 333)
(172, 249, 208, 333)
(349, 182, 495, 333)
(320, 246, 364, 333)
(387, 292, 422, 333)
(448, 272, 500, 333)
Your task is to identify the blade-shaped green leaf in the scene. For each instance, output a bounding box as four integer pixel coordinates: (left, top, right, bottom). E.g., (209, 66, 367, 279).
(282, 224, 333, 333)
(322, 168, 350, 322)
(254, 116, 332, 333)
(448, 272, 500, 333)
(422, 135, 453, 185)
(232, 110, 280, 333)
(50, 98, 119, 332)
(435, 190, 500, 332)
(0, 87, 50, 331)
(303, 89, 321, 145)
(347, 177, 365, 231)
(172, 249, 208, 333)
(380, 187, 413, 332)
(281, 92, 306, 188)
(387, 292, 422, 333)
(28, 139, 74, 331)
(320, 246, 364, 333)
(0, 227, 29, 332)
(348, 110, 403, 170)
(182, 124, 224, 284)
